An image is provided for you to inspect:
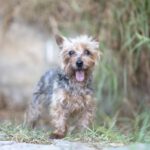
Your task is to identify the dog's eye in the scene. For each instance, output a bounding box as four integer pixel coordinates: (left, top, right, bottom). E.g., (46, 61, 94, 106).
(84, 49, 91, 55)
(68, 50, 75, 56)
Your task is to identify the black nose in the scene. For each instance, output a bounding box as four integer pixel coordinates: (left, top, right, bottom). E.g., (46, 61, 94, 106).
(76, 59, 83, 68)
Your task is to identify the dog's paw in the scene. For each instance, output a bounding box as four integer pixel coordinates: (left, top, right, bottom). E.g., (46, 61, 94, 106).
(49, 133, 65, 139)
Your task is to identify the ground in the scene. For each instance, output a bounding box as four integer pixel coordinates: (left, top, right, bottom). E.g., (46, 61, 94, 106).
(1, 123, 150, 150)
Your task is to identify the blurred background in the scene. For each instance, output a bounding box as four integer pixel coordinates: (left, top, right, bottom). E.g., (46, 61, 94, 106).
(0, 0, 150, 140)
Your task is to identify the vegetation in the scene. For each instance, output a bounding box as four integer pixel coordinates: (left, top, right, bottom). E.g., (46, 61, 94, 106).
(0, 123, 50, 144)
(0, 120, 150, 145)
(0, 0, 150, 144)
(0, 122, 128, 145)
(94, 0, 150, 142)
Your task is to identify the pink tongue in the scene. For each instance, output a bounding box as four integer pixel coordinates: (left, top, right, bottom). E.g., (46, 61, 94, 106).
(75, 71, 85, 82)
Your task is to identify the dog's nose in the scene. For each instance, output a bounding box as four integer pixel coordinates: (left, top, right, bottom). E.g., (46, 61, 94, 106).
(76, 59, 83, 68)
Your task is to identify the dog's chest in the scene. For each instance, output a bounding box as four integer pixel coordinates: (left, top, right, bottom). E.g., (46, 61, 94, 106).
(63, 86, 91, 114)
(66, 97, 84, 115)
(58, 75, 93, 113)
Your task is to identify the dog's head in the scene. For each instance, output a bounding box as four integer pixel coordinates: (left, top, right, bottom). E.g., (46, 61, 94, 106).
(56, 34, 100, 83)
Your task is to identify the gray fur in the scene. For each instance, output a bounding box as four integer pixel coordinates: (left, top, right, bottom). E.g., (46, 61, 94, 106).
(33, 67, 93, 105)
(27, 67, 94, 128)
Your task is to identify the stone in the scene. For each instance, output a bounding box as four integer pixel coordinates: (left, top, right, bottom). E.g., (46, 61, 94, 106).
(104, 143, 150, 150)
(0, 20, 59, 121)
(0, 141, 58, 150)
(0, 141, 96, 150)
(51, 139, 96, 150)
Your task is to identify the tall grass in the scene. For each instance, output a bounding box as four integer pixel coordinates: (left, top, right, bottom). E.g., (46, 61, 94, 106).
(93, 0, 150, 141)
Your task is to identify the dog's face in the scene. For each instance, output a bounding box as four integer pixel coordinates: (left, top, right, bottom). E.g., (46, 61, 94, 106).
(56, 35, 100, 82)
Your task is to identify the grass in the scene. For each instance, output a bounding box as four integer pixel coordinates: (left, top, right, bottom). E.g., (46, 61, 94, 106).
(1, 115, 150, 146)
(93, 1, 150, 145)
(0, 122, 126, 146)
(0, 122, 50, 144)
(1, 113, 150, 148)
(0, 117, 150, 145)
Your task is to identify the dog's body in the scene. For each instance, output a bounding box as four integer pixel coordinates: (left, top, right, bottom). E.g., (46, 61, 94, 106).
(27, 35, 100, 139)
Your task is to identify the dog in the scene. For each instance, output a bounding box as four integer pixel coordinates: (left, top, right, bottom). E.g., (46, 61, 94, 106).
(26, 34, 100, 139)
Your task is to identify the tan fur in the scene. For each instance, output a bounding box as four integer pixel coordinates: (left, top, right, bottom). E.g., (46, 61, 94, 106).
(62, 39, 99, 82)
(50, 85, 95, 138)
(49, 35, 99, 138)
(26, 35, 100, 139)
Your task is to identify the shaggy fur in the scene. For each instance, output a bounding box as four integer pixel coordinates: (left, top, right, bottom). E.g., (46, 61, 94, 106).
(26, 35, 100, 139)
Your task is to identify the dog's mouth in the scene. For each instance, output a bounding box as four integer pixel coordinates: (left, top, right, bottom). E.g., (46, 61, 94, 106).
(75, 70, 85, 82)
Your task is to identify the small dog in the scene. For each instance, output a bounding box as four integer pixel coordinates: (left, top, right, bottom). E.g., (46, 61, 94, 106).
(26, 34, 100, 139)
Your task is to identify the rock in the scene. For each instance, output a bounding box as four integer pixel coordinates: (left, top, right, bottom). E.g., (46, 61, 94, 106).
(1, 140, 149, 150)
(0, 141, 96, 150)
(0, 20, 59, 121)
(104, 143, 150, 150)
(0, 141, 58, 150)
(51, 139, 96, 150)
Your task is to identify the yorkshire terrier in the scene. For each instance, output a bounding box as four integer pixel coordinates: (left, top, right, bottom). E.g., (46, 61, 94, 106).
(26, 34, 100, 139)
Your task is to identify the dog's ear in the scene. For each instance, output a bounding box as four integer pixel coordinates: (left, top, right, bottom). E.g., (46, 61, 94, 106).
(55, 34, 65, 49)
(92, 35, 101, 60)
(92, 35, 99, 43)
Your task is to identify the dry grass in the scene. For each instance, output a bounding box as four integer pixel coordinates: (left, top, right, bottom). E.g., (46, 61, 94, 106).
(0, 122, 126, 144)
